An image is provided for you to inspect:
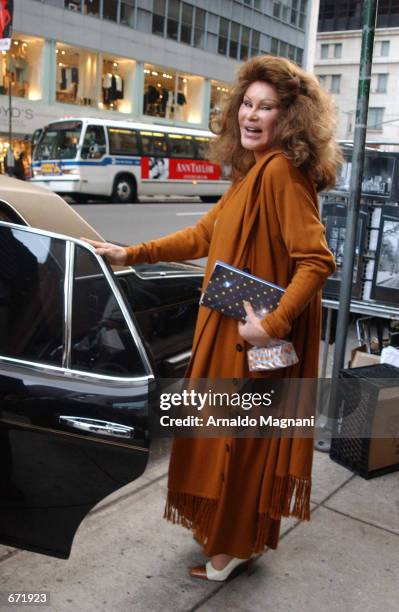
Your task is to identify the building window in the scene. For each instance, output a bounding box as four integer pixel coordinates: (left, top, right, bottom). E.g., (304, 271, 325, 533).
(83, 0, 100, 17)
(56, 43, 97, 107)
(376, 73, 388, 93)
(318, 74, 327, 88)
(152, 0, 166, 37)
(120, 0, 135, 27)
(229, 21, 239, 59)
(296, 47, 303, 66)
(218, 17, 229, 55)
(102, 0, 118, 21)
(1, 34, 44, 101)
(367, 107, 384, 130)
(334, 43, 342, 58)
(273, 1, 281, 18)
(288, 44, 296, 61)
(250, 30, 260, 57)
(240, 26, 250, 60)
(321, 43, 329, 59)
(194, 7, 206, 49)
(282, 3, 289, 20)
(291, 0, 298, 26)
(330, 74, 341, 93)
(167, 0, 179, 41)
(271, 37, 279, 55)
(143, 63, 204, 124)
(181, 2, 193, 44)
(380, 40, 390, 56)
(66, 1, 81, 11)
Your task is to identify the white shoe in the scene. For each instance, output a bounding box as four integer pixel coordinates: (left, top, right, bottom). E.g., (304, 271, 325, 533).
(189, 556, 251, 582)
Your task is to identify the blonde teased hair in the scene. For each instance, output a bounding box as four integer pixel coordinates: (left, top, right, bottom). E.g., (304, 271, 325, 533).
(209, 55, 343, 191)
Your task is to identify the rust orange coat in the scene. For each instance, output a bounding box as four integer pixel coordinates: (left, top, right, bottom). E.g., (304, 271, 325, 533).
(125, 149, 335, 557)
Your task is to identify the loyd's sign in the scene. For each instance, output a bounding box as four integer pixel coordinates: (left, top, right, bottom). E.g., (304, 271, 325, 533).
(0, 104, 34, 121)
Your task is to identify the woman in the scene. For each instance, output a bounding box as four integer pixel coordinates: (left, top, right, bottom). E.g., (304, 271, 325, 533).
(84, 56, 341, 581)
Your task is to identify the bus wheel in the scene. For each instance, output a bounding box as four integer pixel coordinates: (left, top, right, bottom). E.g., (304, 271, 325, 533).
(200, 196, 219, 203)
(112, 175, 137, 204)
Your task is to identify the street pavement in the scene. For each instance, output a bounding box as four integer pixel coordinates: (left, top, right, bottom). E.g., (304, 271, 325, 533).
(0, 441, 398, 612)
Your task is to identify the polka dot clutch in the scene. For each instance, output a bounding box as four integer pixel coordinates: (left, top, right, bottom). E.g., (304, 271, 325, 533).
(200, 260, 285, 322)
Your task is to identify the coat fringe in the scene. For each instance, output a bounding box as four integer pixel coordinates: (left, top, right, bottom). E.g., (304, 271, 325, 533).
(269, 474, 311, 521)
(165, 474, 310, 554)
(164, 490, 217, 545)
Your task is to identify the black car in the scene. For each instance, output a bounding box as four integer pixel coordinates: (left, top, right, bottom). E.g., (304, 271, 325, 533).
(0, 177, 203, 558)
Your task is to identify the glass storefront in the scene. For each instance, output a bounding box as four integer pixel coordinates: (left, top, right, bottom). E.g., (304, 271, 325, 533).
(100, 54, 135, 113)
(0, 34, 44, 100)
(0, 135, 32, 178)
(143, 63, 204, 124)
(56, 43, 97, 107)
(210, 80, 230, 121)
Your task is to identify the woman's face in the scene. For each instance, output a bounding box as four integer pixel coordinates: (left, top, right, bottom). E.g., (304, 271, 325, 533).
(238, 81, 281, 160)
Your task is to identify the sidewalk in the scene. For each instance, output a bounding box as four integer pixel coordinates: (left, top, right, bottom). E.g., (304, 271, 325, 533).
(0, 443, 398, 612)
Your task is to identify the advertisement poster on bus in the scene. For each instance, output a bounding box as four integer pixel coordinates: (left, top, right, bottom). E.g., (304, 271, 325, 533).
(141, 157, 221, 181)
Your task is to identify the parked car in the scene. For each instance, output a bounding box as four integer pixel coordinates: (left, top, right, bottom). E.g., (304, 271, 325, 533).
(0, 176, 203, 558)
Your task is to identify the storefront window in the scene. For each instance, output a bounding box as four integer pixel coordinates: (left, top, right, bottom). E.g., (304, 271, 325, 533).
(210, 80, 230, 121)
(143, 63, 204, 124)
(56, 43, 97, 107)
(0, 136, 32, 177)
(100, 55, 135, 113)
(0, 34, 44, 100)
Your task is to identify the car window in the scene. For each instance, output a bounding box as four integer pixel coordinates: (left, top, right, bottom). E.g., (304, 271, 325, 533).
(71, 245, 147, 377)
(81, 125, 107, 160)
(0, 226, 65, 365)
(0, 201, 26, 225)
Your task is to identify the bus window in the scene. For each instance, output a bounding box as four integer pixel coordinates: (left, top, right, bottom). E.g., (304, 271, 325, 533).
(194, 137, 210, 160)
(168, 134, 195, 159)
(81, 126, 107, 160)
(34, 121, 82, 161)
(108, 128, 140, 156)
(140, 132, 168, 157)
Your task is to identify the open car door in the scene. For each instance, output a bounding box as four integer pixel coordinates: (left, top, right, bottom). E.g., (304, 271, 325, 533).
(0, 222, 154, 558)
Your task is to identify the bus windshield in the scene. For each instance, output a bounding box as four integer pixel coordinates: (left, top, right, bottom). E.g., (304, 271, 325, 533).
(34, 121, 82, 161)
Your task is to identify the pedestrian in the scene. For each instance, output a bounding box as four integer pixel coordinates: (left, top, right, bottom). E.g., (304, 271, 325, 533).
(13, 152, 27, 181)
(83, 55, 341, 581)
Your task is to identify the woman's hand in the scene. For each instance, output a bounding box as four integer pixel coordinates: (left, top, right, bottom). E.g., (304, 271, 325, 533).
(238, 300, 271, 346)
(80, 238, 128, 265)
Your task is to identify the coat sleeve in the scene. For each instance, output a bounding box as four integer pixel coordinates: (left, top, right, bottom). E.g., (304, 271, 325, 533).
(260, 156, 336, 339)
(124, 189, 231, 265)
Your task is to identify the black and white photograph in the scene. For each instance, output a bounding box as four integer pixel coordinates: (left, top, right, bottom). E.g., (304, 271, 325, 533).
(321, 203, 368, 298)
(149, 156, 169, 180)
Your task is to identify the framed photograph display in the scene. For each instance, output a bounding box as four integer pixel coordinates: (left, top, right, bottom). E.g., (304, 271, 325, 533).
(335, 149, 397, 200)
(371, 205, 399, 306)
(321, 202, 369, 299)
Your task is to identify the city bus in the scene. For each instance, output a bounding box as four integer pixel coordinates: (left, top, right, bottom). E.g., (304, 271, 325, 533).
(30, 118, 230, 204)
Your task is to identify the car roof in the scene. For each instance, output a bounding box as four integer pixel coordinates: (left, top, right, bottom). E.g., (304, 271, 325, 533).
(0, 175, 103, 241)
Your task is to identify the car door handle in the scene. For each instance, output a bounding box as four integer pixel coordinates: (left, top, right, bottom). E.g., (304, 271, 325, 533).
(59, 416, 134, 438)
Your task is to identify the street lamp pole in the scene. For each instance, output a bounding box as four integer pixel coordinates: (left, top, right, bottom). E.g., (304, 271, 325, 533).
(327, 1, 379, 423)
